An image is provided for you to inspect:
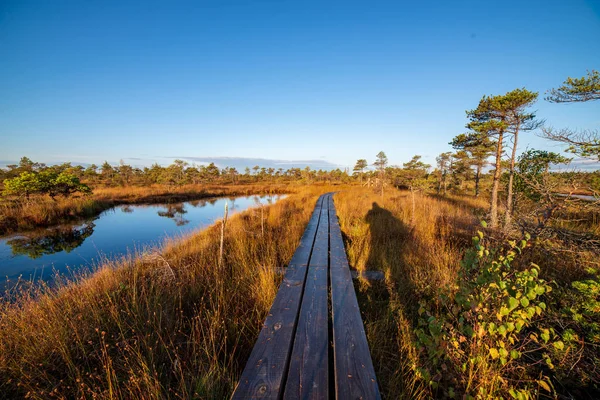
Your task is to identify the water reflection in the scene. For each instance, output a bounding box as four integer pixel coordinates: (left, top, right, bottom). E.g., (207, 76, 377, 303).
(0, 194, 286, 285)
(157, 204, 190, 226)
(6, 222, 96, 259)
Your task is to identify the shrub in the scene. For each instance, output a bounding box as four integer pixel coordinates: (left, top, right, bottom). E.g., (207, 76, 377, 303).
(568, 268, 600, 343)
(2, 171, 91, 199)
(415, 225, 560, 398)
(2, 171, 46, 198)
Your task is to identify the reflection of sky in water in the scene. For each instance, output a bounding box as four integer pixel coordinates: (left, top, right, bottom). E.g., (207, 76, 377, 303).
(0, 195, 285, 284)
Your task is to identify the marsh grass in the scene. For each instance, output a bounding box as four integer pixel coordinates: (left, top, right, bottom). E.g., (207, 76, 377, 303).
(334, 188, 484, 399)
(0, 187, 330, 399)
(334, 187, 600, 398)
(2, 184, 598, 399)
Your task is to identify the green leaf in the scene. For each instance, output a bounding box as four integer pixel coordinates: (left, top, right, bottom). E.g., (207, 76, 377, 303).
(553, 341, 564, 351)
(508, 297, 519, 310)
(541, 330, 550, 343)
(535, 306, 542, 316)
(497, 325, 507, 336)
(535, 286, 545, 295)
(515, 319, 525, 332)
(480, 220, 487, 228)
(489, 347, 499, 359)
(520, 297, 530, 307)
(510, 350, 520, 359)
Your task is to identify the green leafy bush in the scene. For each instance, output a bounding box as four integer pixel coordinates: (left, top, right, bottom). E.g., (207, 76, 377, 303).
(568, 268, 600, 343)
(2, 171, 46, 198)
(415, 225, 559, 398)
(3, 171, 91, 199)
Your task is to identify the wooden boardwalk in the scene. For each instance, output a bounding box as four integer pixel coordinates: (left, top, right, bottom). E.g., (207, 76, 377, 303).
(232, 193, 381, 400)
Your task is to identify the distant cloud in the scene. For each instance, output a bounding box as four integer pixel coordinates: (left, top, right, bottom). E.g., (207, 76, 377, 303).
(171, 156, 343, 171)
(0, 160, 93, 168)
(564, 158, 600, 172)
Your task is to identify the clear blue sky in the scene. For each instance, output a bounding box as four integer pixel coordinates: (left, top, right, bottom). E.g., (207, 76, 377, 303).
(1, 0, 599, 170)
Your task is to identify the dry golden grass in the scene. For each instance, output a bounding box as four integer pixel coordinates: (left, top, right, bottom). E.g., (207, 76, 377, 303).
(333, 187, 487, 398)
(334, 187, 600, 398)
(0, 186, 334, 399)
(3, 184, 597, 399)
(0, 183, 294, 235)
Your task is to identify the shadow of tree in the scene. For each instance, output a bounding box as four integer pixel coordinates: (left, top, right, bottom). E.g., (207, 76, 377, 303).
(429, 193, 488, 213)
(354, 202, 428, 398)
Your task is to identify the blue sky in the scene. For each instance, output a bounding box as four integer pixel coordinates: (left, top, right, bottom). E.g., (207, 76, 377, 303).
(1, 0, 599, 170)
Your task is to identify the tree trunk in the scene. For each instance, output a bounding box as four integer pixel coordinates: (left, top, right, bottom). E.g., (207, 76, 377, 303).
(411, 187, 416, 226)
(475, 164, 481, 197)
(490, 131, 504, 228)
(504, 124, 520, 230)
(443, 172, 447, 195)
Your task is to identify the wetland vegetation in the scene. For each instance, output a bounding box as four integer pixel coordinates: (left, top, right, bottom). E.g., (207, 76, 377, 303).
(1, 72, 599, 399)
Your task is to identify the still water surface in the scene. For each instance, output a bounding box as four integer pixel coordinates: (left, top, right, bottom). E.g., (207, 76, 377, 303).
(0, 195, 285, 284)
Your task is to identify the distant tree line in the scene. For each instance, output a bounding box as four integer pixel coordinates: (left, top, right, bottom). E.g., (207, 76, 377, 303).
(2, 71, 597, 216)
(351, 70, 599, 230)
(0, 157, 356, 198)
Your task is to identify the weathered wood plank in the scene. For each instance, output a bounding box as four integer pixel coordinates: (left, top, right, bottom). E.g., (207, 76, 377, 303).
(234, 192, 380, 399)
(305, 193, 330, 267)
(232, 195, 326, 399)
(283, 194, 330, 400)
(283, 265, 329, 400)
(288, 197, 325, 266)
(329, 196, 381, 400)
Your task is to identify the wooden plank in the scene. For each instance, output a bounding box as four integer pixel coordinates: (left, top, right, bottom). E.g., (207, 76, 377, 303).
(314, 193, 331, 266)
(283, 194, 330, 399)
(307, 208, 330, 267)
(329, 197, 381, 400)
(232, 195, 326, 399)
(288, 196, 324, 266)
(329, 212, 350, 270)
(283, 265, 329, 400)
